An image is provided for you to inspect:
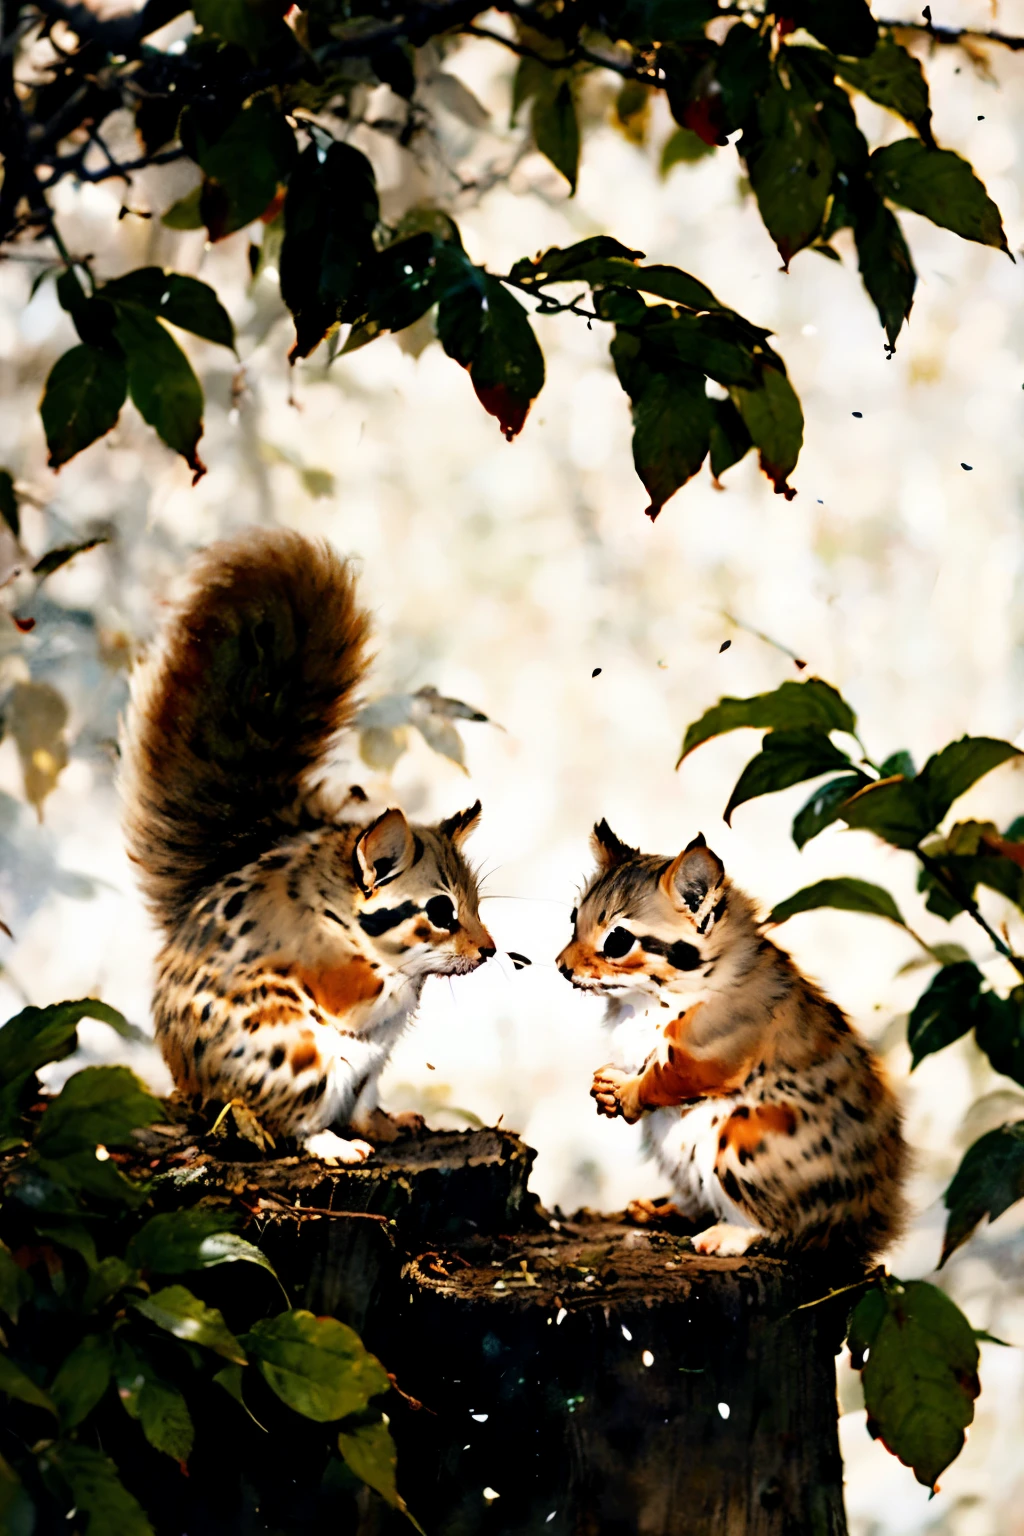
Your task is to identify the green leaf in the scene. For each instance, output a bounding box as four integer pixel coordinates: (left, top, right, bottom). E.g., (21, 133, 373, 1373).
(162, 186, 204, 229)
(661, 126, 715, 172)
(509, 236, 645, 286)
(0, 1243, 32, 1323)
(730, 363, 803, 497)
(126, 1209, 281, 1285)
(917, 737, 1021, 829)
(531, 72, 580, 192)
(192, 0, 291, 55)
(213, 1363, 267, 1429)
(0, 470, 18, 538)
(881, 749, 916, 779)
(679, 678, 857, 763)
(0, 1000, 142, 1142)
(787, 0, 877, 56)
(618, 363, 712, 518)
(35, 1151, 151, 1208)
(854, 187, 916, 350)
(0, 1454, 34, 1536)
(792, 771, 869, 849)
(830, 37, 933, 141)
(601, 0, 716, 45)
(113, 307, 205, 476)
(246, 1311, 389, 1422)
(47, 1443, 154, 1536)
(871, 140, 1008, 254)
(50, 1336, 113, 1429)
(841, 776, 935, 850)
(35, 1065, 161, 1159)
(187, 94, 295, 241)
(131, 1286, 247, 1364)
(907, 961, 983, 1069)
(102, 269, 235, 350)
(82, 1256, 135, 1311)
(0, 1353, 56, 1413)
(741, 62, 834, 266)
(40, 345, 127, 470)
(724, 729, 852, 824)
(138, 1378, 194, 1461)
(338, 1418, 424, 1531)
(769, 877, 905, 928)
(973, 989, 1024, 1088)
(848, 1279, 979, 1491)
(708, 395, 752, 479)
(437, 267, 544, 440)
(942, 1120, 1024, 1264)
(280, 142, 379, 361)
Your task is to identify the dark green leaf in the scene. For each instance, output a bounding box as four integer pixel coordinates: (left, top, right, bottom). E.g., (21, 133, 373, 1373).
(192, 0, 290, 58)
(33, 537, 107, 580)
(741, 62, 834, 266)
(917, 737, 1021, 829)
(113, 307, 205, 476)
(48, 1443, 154, 1536)
(127, 1209, 280, 1283)
(871, 140, 1008, 253)
(679, 677, 856, 762)
(715, 21, 772, 133)
(531, 72, 580, 193)
(41, 345, 127, 469)
(730, 363, 803, 497)
(337, 1418, 424, 1530)
(281, 142, 379, 361)
(0, 1243, 33, 1323)
(0, 999, 142, 1142)
(437, 268, 544, 440)
(0, 470, 18, 538)
(708, 396, 752, 478)
(661, 126, 715, 171)
(854, 187, 916, 350)
(508, 236, 645, 286)
(881, 749, 916, 778)
(35, 1151, 151, 1208)
(35, 1066, 161, 1159)
(841, 776, 934, 849)
(942, 1120, 1024, 1263)
(601, 0, 716, 45)
(0, 1354, 55, 1413)
(51, 1336, 113, 1429)
(0, 1455, 34, 1536)
(792, 771, 869, 848)
(82, 1256, 134, 1311)
(182, 94, 295, 240)
(973, 989, 1024, 1088)
(907, 961, 983, 1069)
(769, 876, 905, 928)
(213, 1363, 267, 1428)
(848, 1279, 979, 1491)
(132, 1285, 247, 1364)
(724, 728, 852, 824)
(830, 37, 933, 141)
(616, 361, 712, 518)
(162, 187, 203, 230)
(788, 0, 876, 56)
(246, 1311, 389, 1422)
(102, 269, 235, 350)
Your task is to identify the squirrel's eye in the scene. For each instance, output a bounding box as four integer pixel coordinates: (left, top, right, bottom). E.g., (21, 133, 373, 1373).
(425, 894, 458, 931)
(603, 926, 635, 959)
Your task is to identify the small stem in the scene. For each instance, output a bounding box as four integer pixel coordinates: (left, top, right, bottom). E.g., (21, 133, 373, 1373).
(496, 271, 599, 323)
(915, 845, 1024, 981)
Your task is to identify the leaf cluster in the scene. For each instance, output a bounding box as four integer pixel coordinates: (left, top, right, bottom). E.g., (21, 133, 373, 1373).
(0, 1000, 418, 1533)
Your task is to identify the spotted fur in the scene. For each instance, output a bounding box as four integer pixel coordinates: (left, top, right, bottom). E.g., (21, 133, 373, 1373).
(122, 530, 494, 1161)
(557, 823, 907, 1259)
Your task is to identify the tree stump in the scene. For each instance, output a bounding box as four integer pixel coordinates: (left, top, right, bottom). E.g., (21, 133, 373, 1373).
(129, 1120, 851, 1535)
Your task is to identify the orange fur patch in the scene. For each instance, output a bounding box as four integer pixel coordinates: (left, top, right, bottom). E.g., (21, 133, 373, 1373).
(635, 1005, 756, 1106)
(718, 1103, 797, 1156)
(295, 958, 383, 1017)
(290, 1033, 319, 1074)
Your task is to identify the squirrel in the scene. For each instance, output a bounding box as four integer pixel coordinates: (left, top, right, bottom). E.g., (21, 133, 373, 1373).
(557, 822, 907, 1259)
(120, 528, 495, 1164)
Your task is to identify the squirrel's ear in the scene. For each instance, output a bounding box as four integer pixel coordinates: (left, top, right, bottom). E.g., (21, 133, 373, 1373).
(660, 835, 725, 915)
(438, 800, 482, 847)
(590, 819, 636, 870)
(355, 808, 416, 892)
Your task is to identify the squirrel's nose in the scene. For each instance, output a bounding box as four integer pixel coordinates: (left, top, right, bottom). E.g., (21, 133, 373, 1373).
(478, 945, 496, 960)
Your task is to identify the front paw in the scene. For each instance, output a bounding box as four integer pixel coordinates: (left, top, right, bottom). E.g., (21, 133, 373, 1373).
(389, 1109, 426, 1137)
(590, 1066, 642, 1124)
(350, 1106, 424, 1143)
(692, 1222, 761, 1257)
(302, 1130, 375, 1165)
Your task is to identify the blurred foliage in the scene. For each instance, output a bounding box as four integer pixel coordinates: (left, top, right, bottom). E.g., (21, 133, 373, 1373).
(0, 999, 420, 1534)
(678, 673, 1024, 1490)
(0, 0, 1014, 513)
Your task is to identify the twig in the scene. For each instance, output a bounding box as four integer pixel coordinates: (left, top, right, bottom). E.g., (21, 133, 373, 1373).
(256, 1196, 391, 1223)
(915, 844, 1024, 981)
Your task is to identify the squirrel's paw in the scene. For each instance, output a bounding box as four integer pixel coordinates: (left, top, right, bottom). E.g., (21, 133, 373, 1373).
(302, 1131, 374, 1165)
(351, 1107, 425, 1143)
(692, 1222, 761, 1257)
(590, 1065, 641, 1123)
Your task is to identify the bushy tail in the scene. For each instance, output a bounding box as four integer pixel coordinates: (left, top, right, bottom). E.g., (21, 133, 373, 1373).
(121, 528, 372, 932)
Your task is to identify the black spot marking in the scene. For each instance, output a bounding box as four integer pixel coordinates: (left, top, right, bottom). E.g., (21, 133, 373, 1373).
(721, 1169, 742, 1203)
(270, 1047, 285, 1070)
(260, 853, 291, 871)
(324, 910, 346, 926)
(359, 901, 420, 937)
(224, 891, 246, 920)
(239, 919, 256, 937)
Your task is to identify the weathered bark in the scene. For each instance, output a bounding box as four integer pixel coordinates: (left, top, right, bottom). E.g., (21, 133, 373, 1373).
(127, 1121, 850, 1535)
